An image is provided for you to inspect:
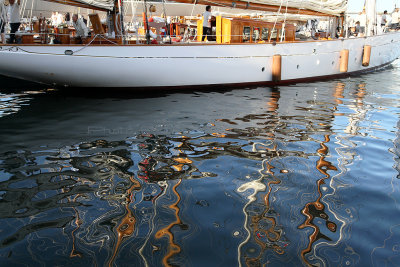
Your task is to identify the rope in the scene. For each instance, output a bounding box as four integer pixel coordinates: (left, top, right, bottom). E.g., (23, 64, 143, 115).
(0, 34, 117, 54)
(161, 0, 171, 43)
(269, 0, 284, 42)
(28, 0, 34, 28)
(280, 0, 289, 42)
(20, 0, 26, 18)
(67, 34, 118, 54)
(190, 0, 198, 18)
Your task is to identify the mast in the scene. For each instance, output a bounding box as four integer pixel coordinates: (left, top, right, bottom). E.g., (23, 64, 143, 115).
(117, 0, 126, 43)
(143, 0, 151, 44)
(365, 0, 376, 36)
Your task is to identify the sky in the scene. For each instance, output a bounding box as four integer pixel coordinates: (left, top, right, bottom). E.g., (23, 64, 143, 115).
(348, 0, 400, 12)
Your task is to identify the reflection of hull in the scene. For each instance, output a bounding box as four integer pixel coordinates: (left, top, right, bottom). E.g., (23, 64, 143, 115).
(0, 32, 400, 88)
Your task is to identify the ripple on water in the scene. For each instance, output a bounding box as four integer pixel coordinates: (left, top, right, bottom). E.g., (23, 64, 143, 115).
(0, 71, 400, 266)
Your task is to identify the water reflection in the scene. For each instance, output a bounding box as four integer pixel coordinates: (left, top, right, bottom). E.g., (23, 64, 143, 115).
(0, 75, 400, 266)
(0, 92, 35, 117)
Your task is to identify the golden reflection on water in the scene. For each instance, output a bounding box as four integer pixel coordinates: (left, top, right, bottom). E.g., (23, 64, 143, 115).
(108, 175, 141, 267)
(298, 135, 338, 267)
(155, 179, 182, 267)
(70, 196, 83, 258)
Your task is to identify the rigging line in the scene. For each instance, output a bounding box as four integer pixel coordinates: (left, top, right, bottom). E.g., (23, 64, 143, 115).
(29, 0, 35, 28)
(118, 0, 126, 44)
(280, 0, 289, 42)
(21, 0, 28, 18)
(19, 0, 23, 16)
(161, 0, 171, 43)
(269, 0, 284, 42)
(190, 0, 198, 18)
(123, 0, 129, 17)
(129, 0, 139, 25)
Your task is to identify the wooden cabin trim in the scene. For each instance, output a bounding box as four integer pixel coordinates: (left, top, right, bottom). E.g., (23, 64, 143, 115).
(4, 31, 395, 47)
(0, 38, 364, 47)
(217, 17, 296, 43)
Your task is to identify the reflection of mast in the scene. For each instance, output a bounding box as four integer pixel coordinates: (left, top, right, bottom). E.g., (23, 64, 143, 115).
(108, 175, 141, 266)
(298, 135, 337, 266)
(154, 138, 185, 266)
(155, 179, 183, 267)
(237, 153, 285, 266)
(344, 83, 367, 135)
(308, 81, 358, 265)
(395, 119, 400, 178)
(138, 181, 168, 267)
(266, 89, 281, 140)
(237, 89, 282, 266)
(70, 197, 83, 258)
(137, 137, 188, 266)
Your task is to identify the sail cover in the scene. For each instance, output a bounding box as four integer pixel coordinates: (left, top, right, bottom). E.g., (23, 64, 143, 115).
(247, 0, 347, 16)
(44, 0, 115, 10)
(171, 0, 347, 16)
(71, 0, 114, 10)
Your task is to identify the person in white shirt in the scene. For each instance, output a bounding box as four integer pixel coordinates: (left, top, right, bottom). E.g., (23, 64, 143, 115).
(51, 12, 57, 26)
(202, 5, 212, 41)
(56, 12, 64, 26)
(72, 14, 89, 43)
(8, 0, 20, 43)
(0, 0, 7, 44)
(381, 10, 388, 26)
(357, 9, 366, 35)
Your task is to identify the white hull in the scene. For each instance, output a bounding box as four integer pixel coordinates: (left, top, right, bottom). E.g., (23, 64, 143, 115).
(1, 32, 400, 88)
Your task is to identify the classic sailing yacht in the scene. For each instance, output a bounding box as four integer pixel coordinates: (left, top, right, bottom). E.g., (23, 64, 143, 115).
(0, 0, 399, 88)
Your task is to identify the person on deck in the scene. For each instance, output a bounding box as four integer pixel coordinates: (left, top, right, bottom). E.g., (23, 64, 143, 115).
(65, 12, 72, 26)
(0, 0, 7, 44)
(354, 21, 361, 36)
(381, 10, 388, 27)
(51, 12, 57, 26)
(72, 14, 89, 44)
(357, 8, 366, 36)
(7, 0, 20, 43)
(202, 5, 212, 41)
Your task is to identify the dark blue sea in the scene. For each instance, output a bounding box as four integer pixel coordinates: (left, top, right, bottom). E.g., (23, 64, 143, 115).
(0, 64, 400, 267)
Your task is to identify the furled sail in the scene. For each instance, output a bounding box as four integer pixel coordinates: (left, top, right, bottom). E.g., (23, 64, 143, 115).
(250, 0, 347, 16)
(72, 0, 114, 10)
(171, 0, 347, 16)
(43, 0, 115, 11)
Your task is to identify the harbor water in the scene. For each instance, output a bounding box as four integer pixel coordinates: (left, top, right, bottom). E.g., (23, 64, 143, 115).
(0, 64, 400, 267)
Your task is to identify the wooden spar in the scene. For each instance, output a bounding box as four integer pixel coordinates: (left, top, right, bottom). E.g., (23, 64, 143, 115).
(42, 0, 111, 11)
(170, 0, 331, 17)
(143, 0, 151, 44)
